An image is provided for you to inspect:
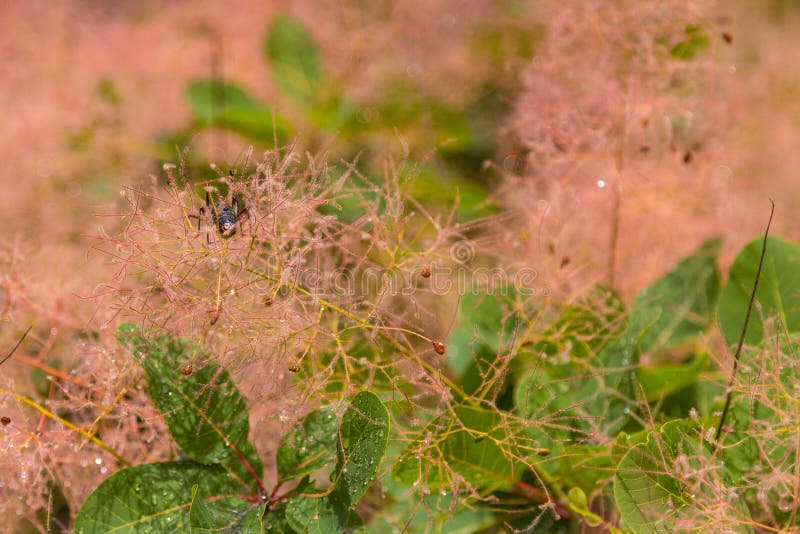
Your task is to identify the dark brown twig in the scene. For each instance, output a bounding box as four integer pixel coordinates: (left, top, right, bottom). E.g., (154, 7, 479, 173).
(714, 199, 775, 448)
(0, 326, 32, 368)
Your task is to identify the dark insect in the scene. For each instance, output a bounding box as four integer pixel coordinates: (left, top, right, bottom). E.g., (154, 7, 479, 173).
(1, 416, 10, 426)
(722, 31, 733, 44)
(182, 364, 193, 376)
(199, 188, 250, 241)
(432, 340, 445, 355)
(421, 266, 431, 279)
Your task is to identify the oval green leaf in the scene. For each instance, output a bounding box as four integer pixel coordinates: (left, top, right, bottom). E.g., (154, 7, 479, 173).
(75, 461, 259, 533)
(393, 404, 521, 492)
(185, 78, 292, 143)
(613, 421, 753, 533)
(265, 14, 322, 105)
(630, 237, 721, 353)
(718, 236, 800, 347)
(115, 324, 263, 482)
(282, 392, 388, 533)
(334, 391, 390, 507)
(277, 407, 338, 483)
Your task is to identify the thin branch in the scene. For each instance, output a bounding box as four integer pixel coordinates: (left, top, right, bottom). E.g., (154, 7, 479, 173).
(0, 387, 131, 466)
(0, 325, 32, 368)
(714, 198, 775, 448)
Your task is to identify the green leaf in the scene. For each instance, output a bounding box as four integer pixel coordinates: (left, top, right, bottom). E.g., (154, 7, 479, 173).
(717, 236, 800, 347)
(262, 500, 294, 534)
(448, 292, 511, 376)
(74, 462, 261, 533)
(95, 77, 122, 106)
(614, 423, 694, 533)
(431, 104, 473, 154)
(115, 324, 263, 487)
(514, 365, 576, 456)
(188, 484, 266, 532)
(283, 392, 388, 533)
(531, 284, 626, 361)
(308, 96, 361, 132)
(636, 355, 709, 402)
(554, 443, 617, 498)
(719, 334, 799, 524)
(513, 286, 626, 459)
(576, 306, 659, 436)
(614, 421, 753, 533)
(408, 164, 497, 221)
(277, 407, 339, 483)
(566, 487, 603, 527)
(334, 391, 391, 507)
(185, 79, 291, 143)
(285, 495, 365, 534)
(670, 25, 710, 60)
(393, 404, 521, 492)
(630, 237, 721, 353)
(265, 14, 322, 104)
(368, 492, 496, 533)
(186, 79, 265, 121)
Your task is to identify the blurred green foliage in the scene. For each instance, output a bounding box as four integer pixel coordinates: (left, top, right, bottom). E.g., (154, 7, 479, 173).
(157, 13, 540, 221)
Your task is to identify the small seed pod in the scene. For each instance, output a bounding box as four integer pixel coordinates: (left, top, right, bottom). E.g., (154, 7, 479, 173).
(421, 266, 431, 279)
(182, 365, 193, 376)
(432, 340, 445, 355)
(1, 416, 10, 426)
